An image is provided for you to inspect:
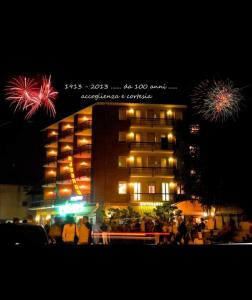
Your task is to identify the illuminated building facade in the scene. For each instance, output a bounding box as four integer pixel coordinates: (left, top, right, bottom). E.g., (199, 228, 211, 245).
(32, 102, 187, 221)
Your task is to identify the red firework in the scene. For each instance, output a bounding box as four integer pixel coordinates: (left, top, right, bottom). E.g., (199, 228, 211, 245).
(5, 75, 58, 119)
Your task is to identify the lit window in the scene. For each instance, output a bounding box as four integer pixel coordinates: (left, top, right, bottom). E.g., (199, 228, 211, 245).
(148, 184, 155, 194)
(167, 110, 173, 118)
(133, 182, 141, 200)
(162, 182, 169, 201)
(119, 108, 127, 120)
(119, 132, 126, 142)
(135, 110, 141, 118)
(118, 156, 127, 167)
(118, 182, 127, 194)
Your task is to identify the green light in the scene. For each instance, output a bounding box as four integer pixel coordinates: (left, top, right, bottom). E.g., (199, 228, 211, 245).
(58, 202, 85, 216)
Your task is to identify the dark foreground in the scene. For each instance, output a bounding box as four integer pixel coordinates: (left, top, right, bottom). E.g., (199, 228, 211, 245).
(1, 244, 251, 294)
(2, 244, 252, 267)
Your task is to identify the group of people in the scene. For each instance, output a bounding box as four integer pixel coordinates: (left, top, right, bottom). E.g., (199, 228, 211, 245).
(45, 215, 92, 245)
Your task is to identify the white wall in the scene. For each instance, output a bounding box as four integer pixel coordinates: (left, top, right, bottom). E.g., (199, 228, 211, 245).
(0, 184, 28, 220)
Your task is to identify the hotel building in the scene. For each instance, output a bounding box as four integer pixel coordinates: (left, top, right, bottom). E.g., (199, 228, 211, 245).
(31, 102, 187, 222)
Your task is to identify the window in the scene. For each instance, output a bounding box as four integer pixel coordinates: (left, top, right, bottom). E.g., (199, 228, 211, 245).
(118, 156, 127, 167)
(135, 110, 141, 119)
(119, 132, 126, 142)
(118, 182, 127, 194)
(148, 184, 155, 194)
(119, 108, 127, 120)
(133, 182, 141, 200)
(136, 157, 142, 167)
(135, 133, 141, 142)
(162, 182, 169, 201)
(161, 157, 167, 168)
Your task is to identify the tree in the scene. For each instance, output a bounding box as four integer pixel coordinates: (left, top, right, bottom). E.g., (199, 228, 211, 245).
(154, 202, 182, 223)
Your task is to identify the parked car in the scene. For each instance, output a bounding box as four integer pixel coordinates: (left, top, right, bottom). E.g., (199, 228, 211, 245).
(0, 223, 48, 246)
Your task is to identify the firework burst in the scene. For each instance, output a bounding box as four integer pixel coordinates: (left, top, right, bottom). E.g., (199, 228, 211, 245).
(5, 75, 58, 119)
(192, 79, 242, 122)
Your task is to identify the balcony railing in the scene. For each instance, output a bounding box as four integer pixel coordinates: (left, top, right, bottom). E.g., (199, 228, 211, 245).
(44, 156, 57, 165)
(130, 193, 176, 202)
(75, 168, 91, 178)
(76, 120, 92, 132)
(130, 117, 173, 127)
(57, 173, 72, 182)
(130, 167, 174, 177)
(59, 128, 74, 139)
(42, 177, 57, 186)
(130, 142, 174, 151)
(58, 150, 73, 160)
(74, 144, 92, 155)
(45, 135, 58, 145)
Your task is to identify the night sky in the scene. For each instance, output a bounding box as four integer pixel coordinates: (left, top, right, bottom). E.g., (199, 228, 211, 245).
(1, 24, 252, 212)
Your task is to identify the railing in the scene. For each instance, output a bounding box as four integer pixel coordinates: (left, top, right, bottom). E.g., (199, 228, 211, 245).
(45, 135, 58, 145)
(130, 167, 174, 177)
(58, 150, 73, 160)
(59, 128, 74, 139)
(75, 168, 91, 178)
(74, 144, 92, 155)
(57, 173, 72, 182)
(44, 156, 57, 165)
(130, 142, 174, 151)
(130, 193, 176, 202)
(42, 177, 57, 186)
(130, 117, 173, 127)
(76, 120, 92, 132)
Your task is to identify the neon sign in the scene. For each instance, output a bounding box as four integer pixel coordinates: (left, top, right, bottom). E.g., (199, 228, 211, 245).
(68, 156, 82, 196)
(70, 195, 84, 201)
(58, 202, 85, 216)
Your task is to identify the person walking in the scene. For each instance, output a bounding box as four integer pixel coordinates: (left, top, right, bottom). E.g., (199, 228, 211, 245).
(62, 216, 77, 244)
(76, 217, 91, 245)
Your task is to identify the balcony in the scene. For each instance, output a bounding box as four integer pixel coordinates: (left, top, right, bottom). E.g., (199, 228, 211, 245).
(130, 117, 173, 127)
(42, 177, 57, 187)
(130, 167, 174, 177)
(74, 144, 92, 158)
(130, 142, 174, 152)
(76, 120, 92, 132)
(44, 156, 57, 166)
(59, 128, 74, 140)
(45, 135, 58, 145)
(57, 173, 72, 182)
(130, 193, 176, 202)
(58, 150, 73, 161)
(75, 168, 91, 179)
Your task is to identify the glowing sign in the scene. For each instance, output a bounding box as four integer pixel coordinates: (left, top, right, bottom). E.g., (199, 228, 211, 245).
(58, 202, 85, 215)
(70, 195, 84, 201)
(139, 202, 163, 206)
(68, 156, 82, 196)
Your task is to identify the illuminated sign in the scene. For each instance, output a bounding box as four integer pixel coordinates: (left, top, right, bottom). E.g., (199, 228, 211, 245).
(70, 195, 84, 201)
(139, 202, 163, 206)
(68, 156, 82, 196)
(58, 202, 85, 215)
